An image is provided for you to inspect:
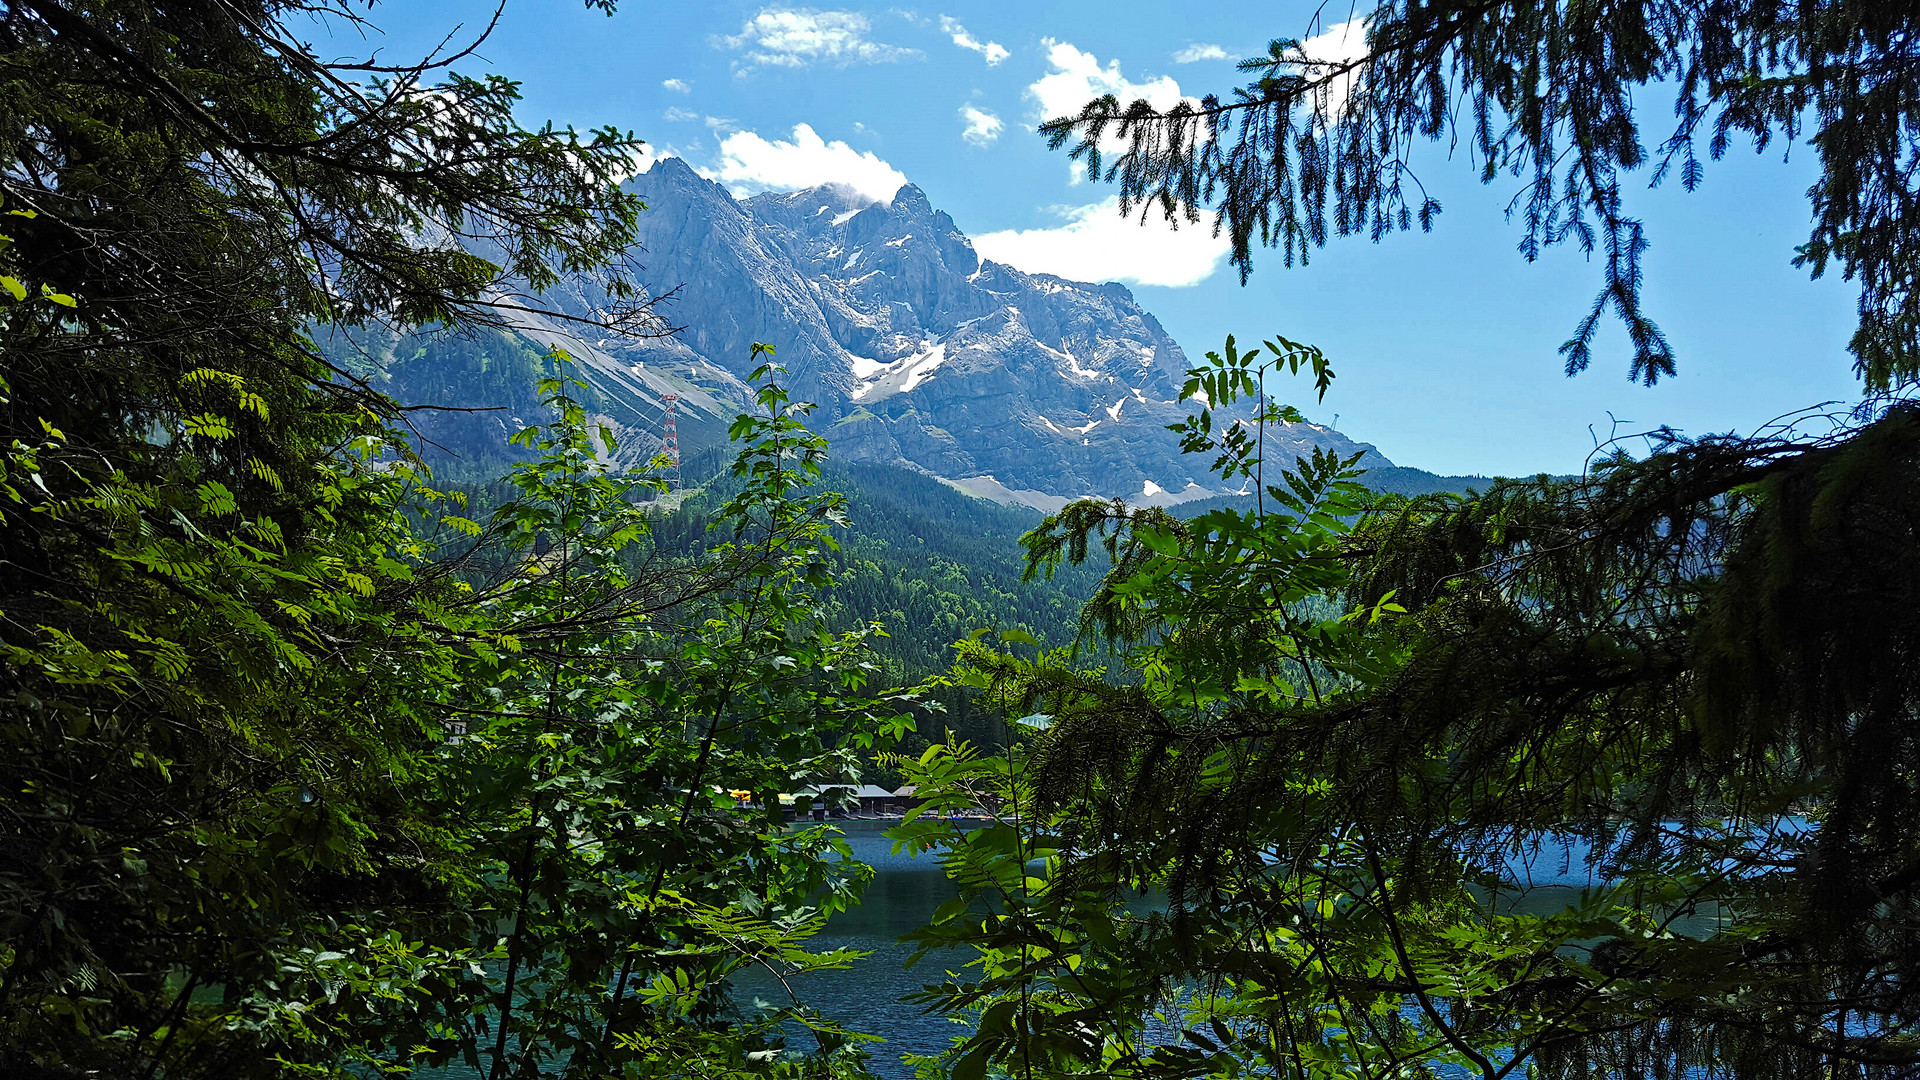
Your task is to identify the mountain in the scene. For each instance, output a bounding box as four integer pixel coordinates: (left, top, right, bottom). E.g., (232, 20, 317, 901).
(400, 157, 1397, 507)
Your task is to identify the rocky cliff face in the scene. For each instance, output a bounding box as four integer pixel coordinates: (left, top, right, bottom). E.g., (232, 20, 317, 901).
(487, 157, 1385, 506)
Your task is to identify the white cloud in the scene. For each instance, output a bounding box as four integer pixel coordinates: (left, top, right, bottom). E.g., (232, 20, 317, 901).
(1301, 18, 1368, 63)
(958, 104, 1003, 147)
(1296, 18, 1369, 112)
(1171, 43, 1230, 63)
(703, 123, 909, 204)
(721, 9, 918, 70)
(939, 16, 1008, 65)
(1028, 40, 1201, 175)
(1029, 38, 1193, 120)
(662, 106, 700, 123)
(973, 198, 1230, 288)
(662, 77, 692, 93)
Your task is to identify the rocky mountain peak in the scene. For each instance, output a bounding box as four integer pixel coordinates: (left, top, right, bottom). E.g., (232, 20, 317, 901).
(889, 181, 929, 210)
(480, 163, 1388, 508)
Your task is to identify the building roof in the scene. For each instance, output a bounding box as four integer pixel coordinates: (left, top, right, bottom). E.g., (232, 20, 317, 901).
(795, 784, 898, 799)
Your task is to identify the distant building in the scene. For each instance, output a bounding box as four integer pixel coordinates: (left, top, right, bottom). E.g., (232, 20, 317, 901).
(790, 783, 914, 818)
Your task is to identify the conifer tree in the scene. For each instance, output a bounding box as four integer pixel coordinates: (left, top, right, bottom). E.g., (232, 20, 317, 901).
(882, 6, 1920, 1078)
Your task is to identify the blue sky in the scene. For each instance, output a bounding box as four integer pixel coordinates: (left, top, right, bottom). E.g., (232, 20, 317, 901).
(319, 2, 1864, 476)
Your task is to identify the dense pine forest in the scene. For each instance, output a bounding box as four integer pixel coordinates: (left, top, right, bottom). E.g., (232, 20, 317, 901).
(5, 4, 1920, 1080)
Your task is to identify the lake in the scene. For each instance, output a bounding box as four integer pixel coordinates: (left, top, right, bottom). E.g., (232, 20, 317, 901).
(727, 823, 966, 1078)
(728, 822, 1728, 1079)
(433, 823, 1732, 1079)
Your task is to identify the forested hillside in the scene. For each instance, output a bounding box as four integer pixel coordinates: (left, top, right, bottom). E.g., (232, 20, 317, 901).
(648, 458, 1107, 759)
(348, 324, 1476, 695)
(425, 421, 1474, 705)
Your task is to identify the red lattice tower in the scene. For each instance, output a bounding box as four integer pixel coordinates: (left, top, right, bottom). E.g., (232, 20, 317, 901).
(659, 393, 682, 492)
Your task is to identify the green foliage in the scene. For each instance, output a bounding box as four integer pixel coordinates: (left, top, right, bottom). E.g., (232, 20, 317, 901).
(392, 359, 923, 1080)
(892, 341, 1451, 1080)
(0, 3, 915, 1077)
(1001, 8, 1920, 1072)
(650, 459, 1107, 766)
(897, 333, 1920, 1079)
(0, 223, 486, 1075)
(359, 325, 608, 481)
(0, 341, 923, 1076)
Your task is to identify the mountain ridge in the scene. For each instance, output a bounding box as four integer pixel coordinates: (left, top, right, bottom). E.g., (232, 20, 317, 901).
(524, 157, 1391, 507)
(349, 157, 1422, 509)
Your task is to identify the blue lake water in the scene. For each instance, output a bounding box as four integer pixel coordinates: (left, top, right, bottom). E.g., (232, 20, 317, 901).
(729, 823, 1739, 1079)
(431, 822, 1754, 1079)
(727, 824, 967, 1078)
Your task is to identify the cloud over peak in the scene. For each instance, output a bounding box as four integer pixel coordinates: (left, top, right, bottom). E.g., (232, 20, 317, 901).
(624, 144, 672, 180)
(702, 123, 908, 205)
(973, 198, 1230, 289)
(721, 8, 918, 71)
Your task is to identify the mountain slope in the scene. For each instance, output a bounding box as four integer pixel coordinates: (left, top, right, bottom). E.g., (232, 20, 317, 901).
(341, 158, 1423, 505)
(501, 159, 1388, 505)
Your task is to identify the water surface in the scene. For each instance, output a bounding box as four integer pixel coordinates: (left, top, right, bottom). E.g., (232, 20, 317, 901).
(728, 824, 965, 1078)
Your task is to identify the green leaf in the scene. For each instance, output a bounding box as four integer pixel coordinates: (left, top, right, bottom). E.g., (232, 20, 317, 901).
(952, 1045, 991, 1080)
(182, 413, 236, 440)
